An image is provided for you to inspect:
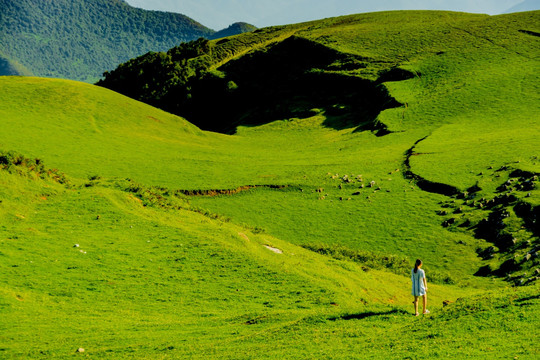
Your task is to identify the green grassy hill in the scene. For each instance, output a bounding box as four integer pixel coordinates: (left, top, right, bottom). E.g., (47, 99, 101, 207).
(0, 0, 251, 82)
(1, 9, 539, 359)
(209, 22, 259, 40)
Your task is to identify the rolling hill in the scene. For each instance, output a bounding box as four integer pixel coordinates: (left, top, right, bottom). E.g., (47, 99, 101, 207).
(0, 9, 539, 360)
(124, 0, 524, 29)
(0, 0, 254, 82)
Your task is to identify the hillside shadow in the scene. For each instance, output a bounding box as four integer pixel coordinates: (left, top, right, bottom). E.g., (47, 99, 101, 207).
(515, 294, 540, 303)
(328, 309, 408, 321)
(184, 36, 410, 134)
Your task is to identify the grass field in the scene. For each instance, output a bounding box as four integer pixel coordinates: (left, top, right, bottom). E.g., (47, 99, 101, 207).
(1, 9, 539, 359)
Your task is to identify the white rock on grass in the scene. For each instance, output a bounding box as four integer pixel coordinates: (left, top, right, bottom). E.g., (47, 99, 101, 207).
(263, 245, 283, 254)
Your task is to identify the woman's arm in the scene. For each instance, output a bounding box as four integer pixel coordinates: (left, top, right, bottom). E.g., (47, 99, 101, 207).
(423, 276, 428, 292)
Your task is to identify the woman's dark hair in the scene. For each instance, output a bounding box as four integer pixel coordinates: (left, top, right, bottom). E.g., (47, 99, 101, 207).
(414, 259, 422, 273)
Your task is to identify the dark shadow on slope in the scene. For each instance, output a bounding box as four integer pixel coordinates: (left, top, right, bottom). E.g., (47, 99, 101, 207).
(185, 36, 409, 134)
(328, 309, 408, 321)
(515, 294, 540, 303)
(402, 136, 461, 197)
(518, 29, 540, 37)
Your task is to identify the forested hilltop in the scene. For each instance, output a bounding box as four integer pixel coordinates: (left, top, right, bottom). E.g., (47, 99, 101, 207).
(0, 0, 252, 82)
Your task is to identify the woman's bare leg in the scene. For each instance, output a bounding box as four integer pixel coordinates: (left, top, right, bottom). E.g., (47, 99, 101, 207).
(422, 294, 427, 313)
(413, 296, 419, 315)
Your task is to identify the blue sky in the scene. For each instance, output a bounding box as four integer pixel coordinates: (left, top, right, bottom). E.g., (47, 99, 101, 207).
(123, 0, 536, 30)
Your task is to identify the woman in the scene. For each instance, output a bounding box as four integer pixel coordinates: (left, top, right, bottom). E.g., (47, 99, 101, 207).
(411, 259, 429, 316)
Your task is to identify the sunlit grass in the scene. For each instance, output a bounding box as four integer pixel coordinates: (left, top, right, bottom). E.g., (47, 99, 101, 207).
(0, 9, 539, 359)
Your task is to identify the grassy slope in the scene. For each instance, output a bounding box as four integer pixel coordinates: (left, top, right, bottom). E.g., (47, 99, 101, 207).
(0, 76, 488, 280)
(0, 148, 537, 359)
(0, 155, 484, 359)
(1, 10, 539, 359)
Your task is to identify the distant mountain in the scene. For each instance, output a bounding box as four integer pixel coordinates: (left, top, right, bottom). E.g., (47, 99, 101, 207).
(125, 0, 523, 29)
(0, 0, 251, 82)
(504, 0, 540, 13)
(210, 23, 258, 40)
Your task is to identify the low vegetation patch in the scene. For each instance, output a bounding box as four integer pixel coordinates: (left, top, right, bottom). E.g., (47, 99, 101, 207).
(0, 150, 69, 185)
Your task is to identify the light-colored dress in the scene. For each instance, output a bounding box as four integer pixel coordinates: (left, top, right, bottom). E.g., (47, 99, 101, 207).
(411, 268, 426, 296)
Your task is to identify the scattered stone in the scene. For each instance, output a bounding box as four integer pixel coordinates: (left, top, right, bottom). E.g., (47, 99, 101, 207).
(457, 191, 469, 199)
(73, 244, 80, 248)
(442, 218, 456, 227)
(263, 245, 283, 254)
(76, 348, 85, 353)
